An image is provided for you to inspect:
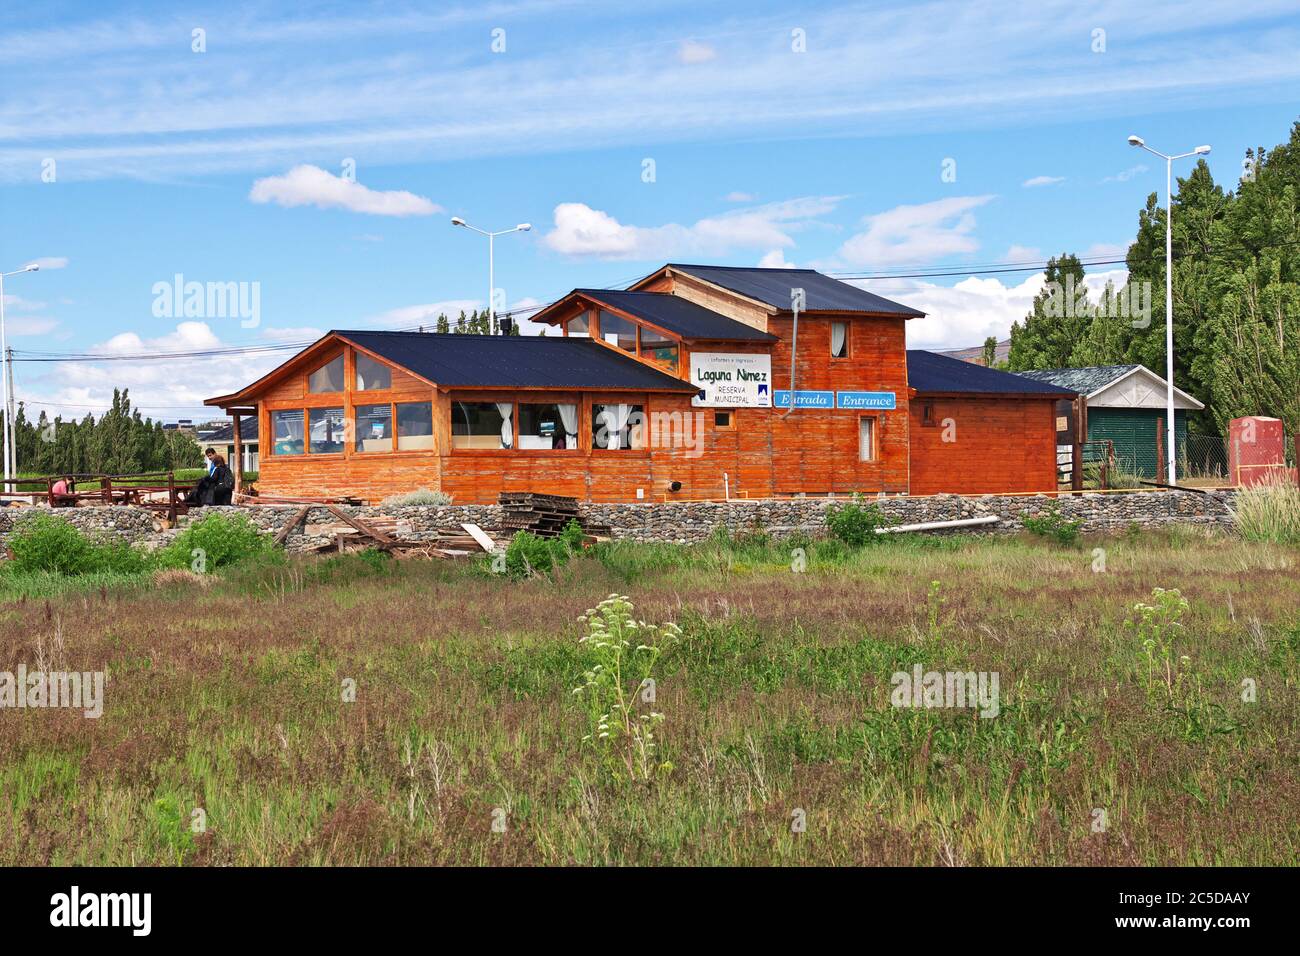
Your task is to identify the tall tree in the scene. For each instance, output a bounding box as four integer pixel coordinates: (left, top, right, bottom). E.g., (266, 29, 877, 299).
(1008, 254, 1092, 370)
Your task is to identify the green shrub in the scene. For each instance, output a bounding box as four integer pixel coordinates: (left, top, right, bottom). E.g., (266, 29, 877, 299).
(155, 512, 271, 572)
(502, 521, 587, 578)
(826, 497, 891, 546)
(5, 513, 150, 575)
(1022, 503, 1083, 545)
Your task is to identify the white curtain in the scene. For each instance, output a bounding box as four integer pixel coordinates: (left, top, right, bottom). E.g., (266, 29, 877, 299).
(610, 403, 633, 450)
(557, 403, 578, 446)
(496, 402, 513, 449)
(831, 322, 847, 357)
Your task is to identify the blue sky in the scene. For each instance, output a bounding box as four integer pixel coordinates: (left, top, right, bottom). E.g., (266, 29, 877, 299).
(1, 0, 1298, 420)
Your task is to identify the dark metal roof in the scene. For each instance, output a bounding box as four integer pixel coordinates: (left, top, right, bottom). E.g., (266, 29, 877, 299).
(576, 289, 777, 341)
(1015, 365, 1139, 395)
(204, 416, 259, 443)
(668, 264, 925, 317)
(337, 330, 698, 392)
(907, 350, 1078, 396)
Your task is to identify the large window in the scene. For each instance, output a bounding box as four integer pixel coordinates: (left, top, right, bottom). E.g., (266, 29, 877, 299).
(355, 404, 393, 453)
(639, 327, 679, 373)
(309, 407, 346, 454)
(355, 352, 392, 390)
(518, 402, 578, 450)
(396, 402, 434, 450)
(272, 409, 305, 456)
(308, 355, 345, 393)
(592, 403, 645, 450)
(599, 311, 637, 353)
(452, 401, 510, 449)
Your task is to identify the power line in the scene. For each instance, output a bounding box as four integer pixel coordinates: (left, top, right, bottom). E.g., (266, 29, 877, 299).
(13, 237, 1299, 365)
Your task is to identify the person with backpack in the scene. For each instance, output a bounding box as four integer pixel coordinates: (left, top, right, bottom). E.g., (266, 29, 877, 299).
(209, 453, 235, 505)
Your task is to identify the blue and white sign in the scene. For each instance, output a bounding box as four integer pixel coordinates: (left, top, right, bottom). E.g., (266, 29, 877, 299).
(773, 390, 835, 409)
(837, 391, 897, 410)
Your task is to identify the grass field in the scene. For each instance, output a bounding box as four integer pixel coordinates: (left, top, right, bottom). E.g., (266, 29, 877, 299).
(0, 527, 1296, 866)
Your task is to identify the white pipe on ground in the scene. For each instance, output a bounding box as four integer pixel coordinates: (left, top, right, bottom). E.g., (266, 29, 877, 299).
(875, 514, 1000, 534)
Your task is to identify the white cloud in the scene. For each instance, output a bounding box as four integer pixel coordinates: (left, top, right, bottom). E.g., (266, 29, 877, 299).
(1084, 241, 1127, 259)
(1022, 175, 1064, 188)
(354, 233, 384, 242)
(724, 191, 756, 203)
(249, 165, 441, 216)
(1103, 164, 1149, 183)
(890, 264, 1132, 351)
(543, 196, 841, 260)
(837, 195, 995, 268)
(364, 299, 483, 328)
(24, 257, 70, 270)
(20, 322, 289, 420)
(1005, 244, 1042, 262)
(7, 317, 60, 336)
(677, 39, 717, 64)
(758, 249, 795, 268)
(9, 2, 1295, 183)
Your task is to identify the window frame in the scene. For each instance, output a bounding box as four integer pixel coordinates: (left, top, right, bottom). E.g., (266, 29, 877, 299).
(830, 321, 851, 360)
(713, 410, 735, 430)
(858, 414, 878, 462)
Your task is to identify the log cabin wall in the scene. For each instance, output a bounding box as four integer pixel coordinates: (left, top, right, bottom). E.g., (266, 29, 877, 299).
(766, 314, 911, 495)
(257, 344, 443, 500)
(907, 395, 1059, 495)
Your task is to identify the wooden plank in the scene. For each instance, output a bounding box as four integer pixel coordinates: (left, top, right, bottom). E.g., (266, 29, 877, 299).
(459, 522, 497, 552)
(273, 505, 313, 545)
(324, 505, 395, 546)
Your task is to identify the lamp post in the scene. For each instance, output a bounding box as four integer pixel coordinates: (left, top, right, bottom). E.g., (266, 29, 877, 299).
(1126, 135, 1210, 485)
(450, 217, 531, 334)
(0, 263, 40, 487)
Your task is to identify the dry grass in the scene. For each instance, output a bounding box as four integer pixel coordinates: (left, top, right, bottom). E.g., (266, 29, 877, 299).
(0, 531, 1296, 866)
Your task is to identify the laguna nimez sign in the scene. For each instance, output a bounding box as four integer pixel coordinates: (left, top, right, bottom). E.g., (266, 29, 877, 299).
(690, 352, 772, 407)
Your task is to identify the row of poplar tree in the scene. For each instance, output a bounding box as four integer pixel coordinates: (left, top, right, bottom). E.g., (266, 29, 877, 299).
(1005, 119, 1300, 437)
(13, 389, 203, 477)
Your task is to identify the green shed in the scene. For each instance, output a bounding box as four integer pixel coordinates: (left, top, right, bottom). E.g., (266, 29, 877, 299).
(1016, 365, 1204, 479)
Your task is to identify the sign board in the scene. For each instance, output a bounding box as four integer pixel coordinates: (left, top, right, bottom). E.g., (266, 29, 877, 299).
(773, 390, 835, 409)
(690, 352, 772, 407)
(837, 391, 896, 410)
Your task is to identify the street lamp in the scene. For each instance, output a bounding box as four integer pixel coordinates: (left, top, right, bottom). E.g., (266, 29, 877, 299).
(0, 263, 39, 488)
(450, 217, 531, 334)
(1126, 135, 1210, 485)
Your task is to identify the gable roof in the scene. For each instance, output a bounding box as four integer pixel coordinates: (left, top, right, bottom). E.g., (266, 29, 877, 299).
(204, 415, 259, 443)
(337, 331, 697, 393)
(907, 350, 1077, 396)
(1016, 364, 1203, 409)
(1015, 365, 1138, 395)
(663, 264, 925, 317)
(573, 289, 777, 341)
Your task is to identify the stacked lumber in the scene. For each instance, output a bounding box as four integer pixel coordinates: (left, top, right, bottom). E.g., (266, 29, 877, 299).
(286, 507, 502, 558)
(499, 492, 581, 538)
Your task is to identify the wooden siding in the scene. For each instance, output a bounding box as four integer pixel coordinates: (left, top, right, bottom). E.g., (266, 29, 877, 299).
(233, 308, 1057, 503)
(908, 396, 1059, 495)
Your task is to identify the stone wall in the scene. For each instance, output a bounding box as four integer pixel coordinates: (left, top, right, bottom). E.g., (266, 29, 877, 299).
(0, 491, 1237, 554)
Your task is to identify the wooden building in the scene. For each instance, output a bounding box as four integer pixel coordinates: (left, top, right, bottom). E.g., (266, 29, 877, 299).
(206, 264, 1075, 502)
